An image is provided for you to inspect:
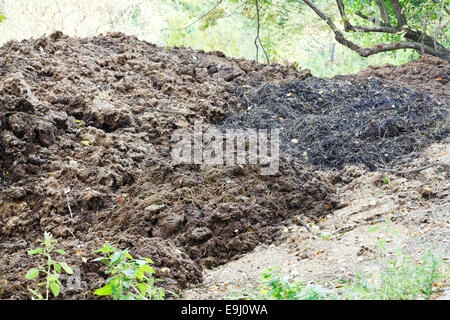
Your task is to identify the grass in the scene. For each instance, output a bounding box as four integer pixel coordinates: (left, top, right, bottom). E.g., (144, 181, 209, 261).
(245, 250, 447, 300)
(245, 221, 448, 300)
(344, 250, 447, 300)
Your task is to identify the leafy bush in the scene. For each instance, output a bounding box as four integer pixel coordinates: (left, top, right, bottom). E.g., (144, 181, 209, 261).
(25, 232, 74, 300)
(93, 243, 165, 300)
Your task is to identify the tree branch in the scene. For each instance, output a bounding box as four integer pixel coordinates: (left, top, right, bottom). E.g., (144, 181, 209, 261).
(375, 0, 391, 26)
(254, 0, 270, 64)
(336, 0, 352, 31)
(337, 1, 405, 34)
(389, 0, 407, 27)
(301, 0, 449, 60)
(351, 41, 447, 57)
(355, 11, 386, 27)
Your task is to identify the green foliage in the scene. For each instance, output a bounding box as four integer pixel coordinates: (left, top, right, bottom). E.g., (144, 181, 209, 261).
(0, 15, 6, 23)
(25, 232, 74, 300)
(345, 220, 447, 300)
(345, 250, 447, 300)
(247, 219, 448, 300)
(254, 267, 332, 300)
(93, 243, 165, 300)
(161, 0, 436, 77)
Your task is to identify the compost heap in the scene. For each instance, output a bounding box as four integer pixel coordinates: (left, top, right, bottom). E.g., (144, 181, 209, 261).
(0, 32, 448, 299)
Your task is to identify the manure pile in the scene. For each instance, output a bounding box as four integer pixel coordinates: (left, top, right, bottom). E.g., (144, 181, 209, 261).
(352, 54, 449, 101)
(0, 32, 447, 299)
(0, 32, 331, 299)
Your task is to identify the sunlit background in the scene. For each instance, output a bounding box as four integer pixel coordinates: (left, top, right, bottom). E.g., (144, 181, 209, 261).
(0, 0, 437, 77)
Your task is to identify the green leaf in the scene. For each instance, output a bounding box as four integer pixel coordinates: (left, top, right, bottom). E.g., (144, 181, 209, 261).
(94, 284, 113, 296)
(140, 265, 155, 273)
(47, 274, 59, 282)
(25, 268, 40, 280)
(60, 262, 74, 275)
(143, 258, 154, 264)
(50, 281, 60, 297)
(123, 250, 134, 260)
(136, 283, 148, 296)
(110, 251, 123, 265)
(122, 269, 137, 277)
(27, 248, 43, 255)
(53, 263, 61, 273)
(92, 257, 109, 264)
(55, 249, 67, 255)
(135, 259, 147, 266)
(94, 243, 115, 253)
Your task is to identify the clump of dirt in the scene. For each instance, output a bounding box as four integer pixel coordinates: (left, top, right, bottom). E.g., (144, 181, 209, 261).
(0, 32, 331, 299)
(350, 54, 449, 101)
(224, 77, 449, 170)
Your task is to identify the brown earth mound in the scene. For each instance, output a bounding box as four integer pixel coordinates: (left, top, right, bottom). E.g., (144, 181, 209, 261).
(1, 32, 446, 300)
(350, 54, 449, 101)
(0, 32, 333, 299)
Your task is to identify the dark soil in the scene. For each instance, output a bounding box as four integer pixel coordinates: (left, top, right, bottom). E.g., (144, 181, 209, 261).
(0, 32, 331, 299)
(223, 77, 448, 170)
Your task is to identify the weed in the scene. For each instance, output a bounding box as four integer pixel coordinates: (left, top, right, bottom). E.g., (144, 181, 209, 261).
(344, 221, 447, 299)
(25, 232, 74, 300)
(345, 250, 446, 300)
(93, 243, 165, 300)
(252, 267, 332, 300)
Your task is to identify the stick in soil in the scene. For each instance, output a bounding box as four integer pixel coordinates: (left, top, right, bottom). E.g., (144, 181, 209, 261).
(379, 162, 450, 175)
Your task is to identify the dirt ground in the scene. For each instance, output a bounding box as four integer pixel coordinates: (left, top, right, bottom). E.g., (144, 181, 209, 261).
(182, 137, 450, 299)
(0, 32, 448, 300)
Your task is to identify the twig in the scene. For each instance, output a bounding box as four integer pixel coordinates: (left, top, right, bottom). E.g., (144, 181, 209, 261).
(294, 216, 316, 234)
(4, 111, 55, 124)
(332, 215, 403, 236)
(65, 188, 73, 219)
(254, 0, 270, 64)
(182, 0, 224, 31)
(379, 162, 450, 175)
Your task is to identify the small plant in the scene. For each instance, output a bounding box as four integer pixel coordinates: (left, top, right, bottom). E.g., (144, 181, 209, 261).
(345, 221, 447, 300)
(93, 243, 165, 300)
(254, 267, 331, 300)
(345, 250, 447, 300)
(25, 232, 74, 300)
